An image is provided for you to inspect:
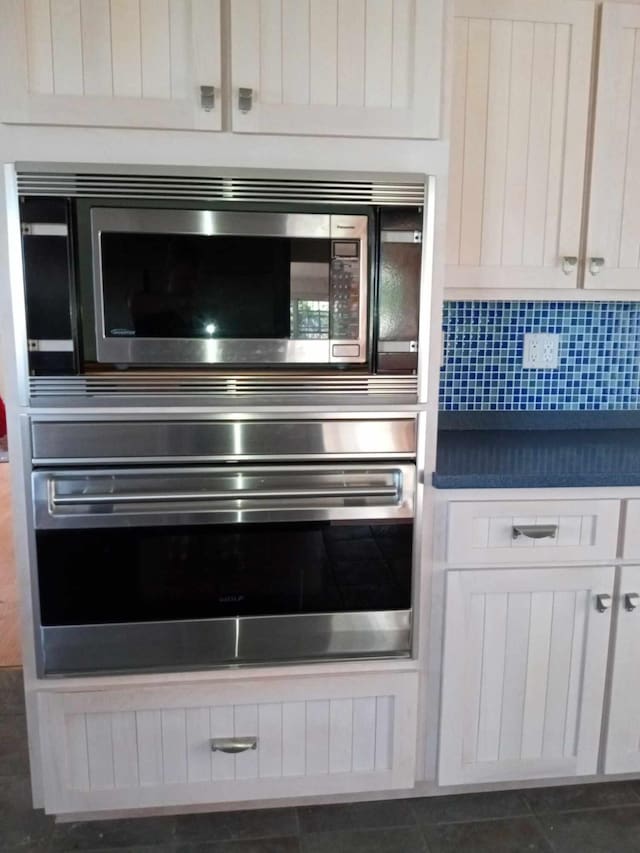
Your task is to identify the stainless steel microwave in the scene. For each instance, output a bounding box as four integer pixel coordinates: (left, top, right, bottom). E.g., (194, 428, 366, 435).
(19, 170, 424, 378)
(91, 207, 369, 367)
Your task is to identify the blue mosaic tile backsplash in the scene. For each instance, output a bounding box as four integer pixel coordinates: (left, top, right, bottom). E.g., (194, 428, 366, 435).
(440, 302, 640, 411)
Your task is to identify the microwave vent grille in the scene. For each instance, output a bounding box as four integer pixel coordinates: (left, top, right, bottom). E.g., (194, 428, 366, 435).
(29, 373, 418, 401)
(16, 171, 424, 206)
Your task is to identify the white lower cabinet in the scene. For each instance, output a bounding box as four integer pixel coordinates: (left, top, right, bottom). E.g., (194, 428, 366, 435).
(37, 671, 418, 815)
(604, 565, 640, 774)
(438, 566, 615, 786)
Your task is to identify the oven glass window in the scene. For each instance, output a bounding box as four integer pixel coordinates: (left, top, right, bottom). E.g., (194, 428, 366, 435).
(37, 521, 412, 626)
(100, 233, 333, 341)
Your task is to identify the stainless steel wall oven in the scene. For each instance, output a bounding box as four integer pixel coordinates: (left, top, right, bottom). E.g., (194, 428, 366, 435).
(30, 416, 417, 677)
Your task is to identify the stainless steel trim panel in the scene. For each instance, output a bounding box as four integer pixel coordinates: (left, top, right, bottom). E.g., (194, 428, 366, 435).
(33, 463, 416, 528)
(17, 169, 425, 206)
(380, 230, 422, 243)
(21, 223, 68, 237)
(28, 373, 419, 400)
(40, 610, 412, 676)
(377, 341, 418, 353)
(91, 209, 368, 367)
(28, 339, 74, 353)
(31, 418, 416, 464)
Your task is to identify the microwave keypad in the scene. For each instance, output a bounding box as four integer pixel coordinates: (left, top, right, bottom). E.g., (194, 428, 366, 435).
(330, 257, 360, 340)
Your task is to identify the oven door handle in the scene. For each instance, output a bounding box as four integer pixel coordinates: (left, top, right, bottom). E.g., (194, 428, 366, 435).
(51, 485, 400, 506)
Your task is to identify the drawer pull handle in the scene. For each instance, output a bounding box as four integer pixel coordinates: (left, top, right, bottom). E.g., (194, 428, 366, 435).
(200, 85, 215, 111)
(596, 593, 612, 613)
(512, 524, 558, 540)
(238, 87, 253, 113)
(562, 256, 578, 275)
(589, 256, 605, 275)
(625, 592, 640, 612)
(211, 737, 257, 754)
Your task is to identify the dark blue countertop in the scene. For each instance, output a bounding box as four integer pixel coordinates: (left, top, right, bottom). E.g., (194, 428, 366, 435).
(434, 412, 640, 489)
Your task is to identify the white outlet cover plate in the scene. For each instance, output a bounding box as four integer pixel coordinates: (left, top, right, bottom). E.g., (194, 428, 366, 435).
(522, 332, 560, 369)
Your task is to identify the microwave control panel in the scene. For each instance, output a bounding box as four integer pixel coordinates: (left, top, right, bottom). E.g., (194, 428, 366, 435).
(329, 240, 360, 340)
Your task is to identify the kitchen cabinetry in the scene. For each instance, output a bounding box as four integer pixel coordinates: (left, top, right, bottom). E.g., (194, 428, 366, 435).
(604, 564, 640, 773)
(230, 0, 442, 138)
(446, 0, 594, 291)
(585, 4, 640, 290)
(436, 490, 640, 787)
(0, 0, 443, 138)
(0, 0, 222, 130)
(37, 670, 418, 814)
(438, 565, 615, 785)
(447, 0, 640, 294)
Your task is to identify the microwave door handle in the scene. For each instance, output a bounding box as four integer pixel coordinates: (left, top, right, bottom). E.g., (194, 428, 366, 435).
(51, 485, 400, 506)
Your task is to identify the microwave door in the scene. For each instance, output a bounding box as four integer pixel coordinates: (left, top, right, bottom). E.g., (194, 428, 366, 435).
(90, 208, 367, 367)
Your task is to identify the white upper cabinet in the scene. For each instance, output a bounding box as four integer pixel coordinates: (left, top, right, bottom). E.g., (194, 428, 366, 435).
(0, 0, 444, 138)
(0, 0, 222, 130)
(586, 3, 640, 290)
(229, 0, 443, 138)
(446, 0, 594, 290)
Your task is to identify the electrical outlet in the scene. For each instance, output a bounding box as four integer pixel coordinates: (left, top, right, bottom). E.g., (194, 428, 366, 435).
(522, 333, 560, 369)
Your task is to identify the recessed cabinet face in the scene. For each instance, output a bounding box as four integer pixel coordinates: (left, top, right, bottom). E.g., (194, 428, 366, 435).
(604, 565, 640, 774)
(229, 0, 443, 138)
(446, 0, 594, 290)
(438, 566, 614, 786)
(586, 3, 640, 290)
(0, 0, 222, 130)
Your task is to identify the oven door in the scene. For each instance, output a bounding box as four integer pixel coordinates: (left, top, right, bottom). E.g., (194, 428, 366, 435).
(33, 464, 414, 676)
(90, 208, 368, 366)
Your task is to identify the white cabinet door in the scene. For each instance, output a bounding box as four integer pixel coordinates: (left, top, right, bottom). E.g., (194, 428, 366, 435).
(446, 0, 594, 290)
(38, 671, 418, 814)
(585, 3, 640, 290)
(438, 566, 614, 786)
(604, 566, 640, 774)
(0, 0, 221, 130)
(230, 0, 443, 138)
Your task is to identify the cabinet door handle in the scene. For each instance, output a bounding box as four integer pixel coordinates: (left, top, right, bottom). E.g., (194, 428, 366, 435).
(562, 256, 578, 275)
(200, 85, 215, 111)
(512, 524, 558, 540)
(238, 87, 253, 113)
(589, 257, 605, 275)
(211, 737, 257, 754)
(595, 593, 612, 613)
(624, 592, 640, 612)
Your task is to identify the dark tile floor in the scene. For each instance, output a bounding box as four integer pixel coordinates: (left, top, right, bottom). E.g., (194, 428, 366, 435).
(2, 668, 640, 852)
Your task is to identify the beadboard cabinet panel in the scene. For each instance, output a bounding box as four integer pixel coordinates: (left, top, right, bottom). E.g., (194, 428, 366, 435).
(446, 0, 594, 290)
(438, 566, 614, 785)
(229, 0, 443, 138)
(0, 0, 221, 129)
(37, 672, 418, 814)
(604, 565, 640, 774)
(586, 3, 640, 289)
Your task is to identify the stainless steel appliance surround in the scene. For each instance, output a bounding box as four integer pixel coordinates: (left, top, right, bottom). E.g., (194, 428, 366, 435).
(30, 415, 416, 465)
(30, 416, 418, 676)
(17, 164, 431, 402)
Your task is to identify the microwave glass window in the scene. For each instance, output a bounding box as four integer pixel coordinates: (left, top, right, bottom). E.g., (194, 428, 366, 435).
(100, 233, 335, 341)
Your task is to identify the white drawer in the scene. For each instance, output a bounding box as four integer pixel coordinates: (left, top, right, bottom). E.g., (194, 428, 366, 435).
(446, 499, 620, 565)
(622, 500, 640, 559)
(37, 671, 418, 815)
